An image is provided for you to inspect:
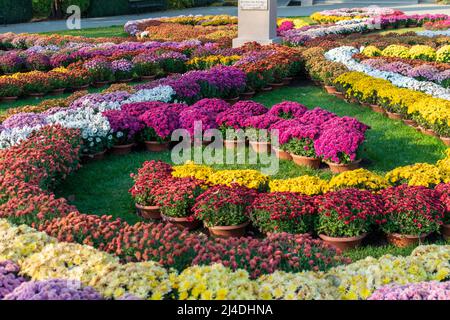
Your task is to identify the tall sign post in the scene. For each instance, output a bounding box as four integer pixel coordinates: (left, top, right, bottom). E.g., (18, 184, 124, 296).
(232, 0, 280, 48)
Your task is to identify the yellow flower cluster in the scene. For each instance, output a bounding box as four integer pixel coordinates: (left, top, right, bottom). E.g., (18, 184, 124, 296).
(334, 71, 450, 130)
(256, 271, 339, 300)
(269, 175, 328, 195)
(187, 55, 241, 70)
(161, 15, 238, 26)
(361, 45, 381, 57)
(21, 242, 120, 285)
(380, 45, 411, 59)
(277, 18, 310, 28)
(90, 261, 174, 300)
(327, 169, 389, 192)
(329, 245, 450, 300)
(408, 45, 437, 62)
(0, 221, 56, 262)
(174, 264, 258, 300)
(172, 162, 268, 189)
(207, 169, 269, 190)
(310, 12, 355, 24)
(171, 161, 215, 181)
(385, 163, 443, 187)
(363, 45, 441, 62)
(436, 45, 450, 63)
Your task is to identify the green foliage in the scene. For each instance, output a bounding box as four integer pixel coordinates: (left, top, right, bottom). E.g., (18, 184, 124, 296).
(61, 0, 91, 14)
(0, 0, 33, 23)
(168, 0, 213, 9)
(87, 0, 130, 17)
(32, 0, 52, 18)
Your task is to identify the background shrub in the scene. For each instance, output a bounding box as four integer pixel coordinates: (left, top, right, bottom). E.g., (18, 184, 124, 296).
(32, 0, 52, 18)
(87, 0, 130, 17)
(61, 0, 90, 15)
(0, 0, 33, 24)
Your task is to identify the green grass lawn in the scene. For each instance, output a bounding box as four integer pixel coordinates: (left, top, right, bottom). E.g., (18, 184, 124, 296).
(40, 25, 130, 38)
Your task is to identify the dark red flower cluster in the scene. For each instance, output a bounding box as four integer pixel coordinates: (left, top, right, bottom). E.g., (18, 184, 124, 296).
(192, 233, 351, 279)
(315, 188, 384, 237)
(248, 192, 316, 234)
(152, 177, 204, 218)
(193, 184, 258, 227)
(38, 212, 123, 250)
(129, 160, 173, 206)
(380, 185, 444, 235)
(435, 183, 450, 224)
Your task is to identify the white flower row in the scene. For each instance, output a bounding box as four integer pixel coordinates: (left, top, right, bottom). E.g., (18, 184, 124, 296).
(0, 125, 43, 149)
(0, 85, 176, 149)
(324, 46, 450, 100)
(416, 30, 450, 38)
(123, 86, 175, 104)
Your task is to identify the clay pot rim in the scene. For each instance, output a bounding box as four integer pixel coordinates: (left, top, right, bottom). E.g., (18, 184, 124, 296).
(290, 154, 320, 161)
(325, 159, 362, 167)
(112, 143, 135, 149)
(144, 140, 169, 145)
(319, 233, 367, 242)
(208, 221, 249, 231)
(161, 213, 195, 222)
(388, 232, 431, 239)
(135, 203, 159, 210)
(249, 140, 271, 145)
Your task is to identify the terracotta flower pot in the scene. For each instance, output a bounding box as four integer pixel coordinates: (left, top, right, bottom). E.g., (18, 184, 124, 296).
(324, 85, 337, 94)
(249, 141, 271, 154)
(162, 214, 200, 231)
(81, 150, 106, 163)
(28, 92, 44, 98)
(387, 232, 430, 248)
(261, 86, 273, 92)
(440, 136, 450, 147)
(319, 233, 367, 251)
(144, 141, 170, 152)
(111, 143, 134, 155)
(349, 97, 358, 104)
(269, 82, 284, 89)
(50, 88, 65, 95)
(72, 84, 89, 91)
(1, 96, 18, 102)
(140, 75, 156, 81)
(386, 112, 402, 120)
(272, 147, 292, 161)
(291, 154, 321, 169)
(421, 127, 438, 137)
(442, 224, 450, 241)
(240, 91, 255, 99)
(370, 104, 385, 114)
(118, 78, 133, 84)
(225, 96, 239, 105)
(93, 81, 109, 88)
(223, 139, 245, 149)
(326, 159, 362, 174)
(333, 92, 345, 100)
(208, 221, 249, 238)
(136, 203, 161, 220)
(403, 119, 417, 127)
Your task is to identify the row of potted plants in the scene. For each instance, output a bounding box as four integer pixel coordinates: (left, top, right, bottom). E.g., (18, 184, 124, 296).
(0, 126, 349, 280)
(129, 159, 450, 250)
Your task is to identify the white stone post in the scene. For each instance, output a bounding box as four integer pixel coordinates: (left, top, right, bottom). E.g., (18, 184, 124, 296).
(232, 0, 280, 48)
